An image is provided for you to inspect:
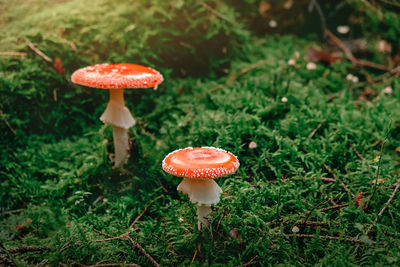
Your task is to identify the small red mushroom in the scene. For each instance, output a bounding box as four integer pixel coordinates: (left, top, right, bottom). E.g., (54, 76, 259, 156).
(71, 63, 163, 167)
(162, 147, 239, 230)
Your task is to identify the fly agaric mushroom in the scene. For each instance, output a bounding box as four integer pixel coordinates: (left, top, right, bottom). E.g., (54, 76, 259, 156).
(162, 147, 239, 230)
(71, 63, 163, 167)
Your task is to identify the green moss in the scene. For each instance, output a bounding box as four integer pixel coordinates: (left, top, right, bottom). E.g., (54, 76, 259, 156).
(1, 0, 400, 266)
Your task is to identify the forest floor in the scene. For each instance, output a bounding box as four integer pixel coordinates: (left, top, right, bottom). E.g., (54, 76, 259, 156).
(1, 0, 400, 266)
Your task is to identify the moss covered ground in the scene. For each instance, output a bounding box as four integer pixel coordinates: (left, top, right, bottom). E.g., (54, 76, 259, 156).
(1, 0, 400, 266)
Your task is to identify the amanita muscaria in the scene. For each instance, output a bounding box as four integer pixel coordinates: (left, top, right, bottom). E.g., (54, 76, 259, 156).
(162, 147, 239, 230)
(71, 63, 163, 167)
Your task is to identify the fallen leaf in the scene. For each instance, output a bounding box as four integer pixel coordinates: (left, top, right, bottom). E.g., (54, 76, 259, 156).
(307, 47, 341, 64)
(355, 192, 366, 210)
(53, 58, 65, 76)
(259, 1, 271, 17)
(15, 224, 26, 231)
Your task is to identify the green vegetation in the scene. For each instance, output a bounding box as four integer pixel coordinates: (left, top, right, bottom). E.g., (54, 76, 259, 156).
(1, 0, 399, 266)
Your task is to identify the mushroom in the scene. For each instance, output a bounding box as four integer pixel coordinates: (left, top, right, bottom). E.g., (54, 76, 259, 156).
(71, 63, 163, 167)
(162, 147, 239, 230)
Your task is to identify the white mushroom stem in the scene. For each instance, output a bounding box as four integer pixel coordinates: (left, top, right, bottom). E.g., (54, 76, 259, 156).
(197, 204, 212, 230)
(177, 178, 222, 230)
(100, 89, 136, 167)
(112, 126, 129, 167)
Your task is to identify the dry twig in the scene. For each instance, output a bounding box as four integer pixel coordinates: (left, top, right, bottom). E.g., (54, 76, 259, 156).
(286, 233, 375, 244)
(199, 1, 236, 25)
(27, 41, 53, 63)
(7, 245, 51, 254)
(309, 123, 323, 139)
(326, 30, 392, 72)
(234, 255, 259, 267)
(126, 236, 159, 267)
(93, 229, 159, 267)
(0, 52, 27, 56)
(324, 164, 355, 197)
(130, 194, 164, 228)
(190, 249, 198, 266)
(320, 204, 349, 212)
(0, 109, 16, 135)
(320, 177, 336, 182)
(365, 178, 400, 236)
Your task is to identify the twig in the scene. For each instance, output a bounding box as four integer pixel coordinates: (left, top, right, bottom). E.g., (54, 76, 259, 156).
(320, 177, 336, 182)
(94, 232, 130, 243)
(151, 234, 177, 256)
(295, 221, 329, 227)
(234, 255, 259, 267)
(351, 144, 363, 160)
(0, 109, 16, 135)
(87, 264, 140, 267)
(379, 0, 400, 8)
(309, 123, 323, 139)
(92, 229, 159, 267)
(27, 41, 53, 63)
(286, 233, 375, 244)
(326, 30, 390, 72)
(6, 245, 51, 254)
(0, 242, 18, 266)
(130, 194, 164, 228)
(366, 140, 385, 209)
(303, 200, 330, 228)
(126, 236, 159, 267)
(326, 30, 356, 63)
(0, 208, 23, 216)
(93, 228, 114, 238)
(157, 178, 168, 193)
(190, 249, 197, 266)
(226, 59, 270, 84)
(320, 204, 349, 212)
(0, 52, 27, 56)
(365, 177, 400, 236)
(36, 259, 50, 267)
(199, 1, 236, 25)
(329, 198, 343, 212)
(92, 195, 104, 206)
(206, 59, 271, 95)
(350, 66, 400, 90)
(324, 164, 355, 197)
(308, 0, 326, 36)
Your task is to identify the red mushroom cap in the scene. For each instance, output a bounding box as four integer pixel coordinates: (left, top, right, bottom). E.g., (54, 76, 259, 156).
(162, 147, 240, 179)
(71, 63, 163, 89)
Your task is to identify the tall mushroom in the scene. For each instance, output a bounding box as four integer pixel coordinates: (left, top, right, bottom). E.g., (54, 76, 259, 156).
(71, 63, 163, 167)
(162, 147, 240, 230)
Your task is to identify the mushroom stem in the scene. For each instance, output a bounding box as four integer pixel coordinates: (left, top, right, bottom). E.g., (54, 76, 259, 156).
(112, 125, 130, 168)
(197, 204, 212, 230)
(100, 89, 136, 129)
(177, 178, 222, 205)
(100, 89, 135, 168)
